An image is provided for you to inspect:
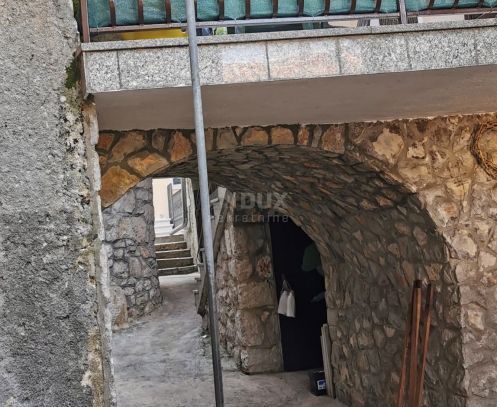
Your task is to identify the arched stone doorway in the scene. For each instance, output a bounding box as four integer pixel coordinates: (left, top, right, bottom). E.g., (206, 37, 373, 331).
(96, 115, 497, 406)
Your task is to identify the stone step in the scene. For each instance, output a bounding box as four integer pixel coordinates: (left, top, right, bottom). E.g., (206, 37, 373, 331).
(156, 249, 191, 259)
(158, 265, 198, 276)
(155, 234, 185, 244)
(155, 241, 187, 251)
(157, 257, 194, 269)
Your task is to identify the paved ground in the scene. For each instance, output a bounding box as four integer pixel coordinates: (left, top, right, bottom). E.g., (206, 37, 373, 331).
(112, 273, 345, 407)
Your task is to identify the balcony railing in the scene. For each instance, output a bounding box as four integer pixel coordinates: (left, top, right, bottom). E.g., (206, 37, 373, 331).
(81, 0, 496, 42)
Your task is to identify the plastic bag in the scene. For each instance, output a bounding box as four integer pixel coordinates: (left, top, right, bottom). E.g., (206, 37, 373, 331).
(286, 290, 296, 318)
(278, 290, 289, 316)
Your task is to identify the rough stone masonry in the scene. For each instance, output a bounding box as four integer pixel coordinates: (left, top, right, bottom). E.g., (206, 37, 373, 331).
(103, 179, 162, 328)
(98, 116, 497, 407)
(0, 1, 110, 406)
(214, 196, 283, 374)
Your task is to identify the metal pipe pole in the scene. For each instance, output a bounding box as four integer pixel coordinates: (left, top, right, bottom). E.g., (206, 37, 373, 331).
(185, 1, 224, 406)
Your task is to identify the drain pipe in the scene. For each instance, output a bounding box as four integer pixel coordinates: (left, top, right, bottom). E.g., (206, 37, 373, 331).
(185, 2, 225, 406)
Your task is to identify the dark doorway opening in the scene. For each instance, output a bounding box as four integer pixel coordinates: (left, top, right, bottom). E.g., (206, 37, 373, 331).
(269, 218, 327, 372)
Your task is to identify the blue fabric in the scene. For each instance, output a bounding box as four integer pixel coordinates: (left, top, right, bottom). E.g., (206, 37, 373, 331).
(88, 0, 496, 28)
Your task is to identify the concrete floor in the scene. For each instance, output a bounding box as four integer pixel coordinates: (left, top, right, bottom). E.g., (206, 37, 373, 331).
(112, 274, 345, 407)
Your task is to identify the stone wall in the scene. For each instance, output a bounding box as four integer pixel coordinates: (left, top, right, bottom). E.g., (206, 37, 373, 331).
(103, 179, 162, 326)
(215, 199, 283, 373)
(0, 1, 109, 406)
(318, 200, 461, 407)
(98, 114, 497, 406)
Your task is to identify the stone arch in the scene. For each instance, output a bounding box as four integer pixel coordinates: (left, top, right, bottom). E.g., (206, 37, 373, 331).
(97, 114, 497, 406)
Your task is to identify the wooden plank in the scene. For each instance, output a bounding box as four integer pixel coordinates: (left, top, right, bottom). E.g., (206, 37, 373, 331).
(321, 324, 335, 398)
(408, 280, 422, 407)
(415, 284, 434, 407)
(396, 285, 414, 407)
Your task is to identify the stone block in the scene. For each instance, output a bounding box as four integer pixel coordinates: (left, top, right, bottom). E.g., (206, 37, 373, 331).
(239, 346, 282, 373)
(168, 131, 193, 162)
(128, 152, 168, 177)
(339, 34, 409, 75)
(84, 51, 121, 92)
(236, 310, 265, 347)
(270, 127, 294, 145)
(371, 128, 404, 165)
(241, 127, 268, 146)
(100, 166, 140, 207)
(110, 285, 129, 328)
(322, 125, 345, 154)
(267, 38, 339, 80)
(119, 47, 191, 89)
(217, 128, 238, 149)
(237, 281, 275, 310)
(209, 43, 268, 84)
(407, 30, 476, 71)
(109, 132, 147, 163)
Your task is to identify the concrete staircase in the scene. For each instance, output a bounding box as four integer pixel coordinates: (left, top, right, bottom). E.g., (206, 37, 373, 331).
(155, 235, 197, 276)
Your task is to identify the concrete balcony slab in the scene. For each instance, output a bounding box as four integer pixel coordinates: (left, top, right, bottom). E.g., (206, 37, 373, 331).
(82, 20, 497, 129)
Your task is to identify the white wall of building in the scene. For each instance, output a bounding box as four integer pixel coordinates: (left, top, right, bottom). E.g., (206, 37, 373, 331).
(152, 178, 173, 237)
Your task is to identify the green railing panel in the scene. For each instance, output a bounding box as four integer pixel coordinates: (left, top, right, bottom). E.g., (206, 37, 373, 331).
(88, 0, 496, 28)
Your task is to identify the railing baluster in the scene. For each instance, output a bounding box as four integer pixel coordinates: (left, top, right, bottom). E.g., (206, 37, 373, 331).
(298, 0, 305, 16)
(350, 0, 357, 13)
(452, 0, 460, 8)
(324, 0, 331, 15)
(398, 0, 408, 23)
(245, 0, 251, 19)
(138, 0, 144, 24)
(81, 0, 90, 42)
(219, 0, 225, 20)
(273, 0, 279, 17)
(109, 0, 117, 26)
(428, 0, 436, 9)
(165, 0, 172, 23)
(374, 0, 383, 12)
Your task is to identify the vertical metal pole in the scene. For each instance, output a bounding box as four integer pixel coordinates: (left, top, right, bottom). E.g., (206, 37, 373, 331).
(185, 2, 225, 406)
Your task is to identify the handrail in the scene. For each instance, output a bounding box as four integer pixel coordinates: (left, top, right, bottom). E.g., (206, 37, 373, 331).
(81, 0, 496, 42)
